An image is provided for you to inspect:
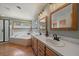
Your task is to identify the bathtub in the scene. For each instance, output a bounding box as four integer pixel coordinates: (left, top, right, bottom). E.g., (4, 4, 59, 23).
(9, 32, 32, 46)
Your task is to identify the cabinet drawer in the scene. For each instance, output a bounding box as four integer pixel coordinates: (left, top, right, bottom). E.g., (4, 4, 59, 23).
(38, 48, 45, 54)
(38, 48, 45, 56)
(46, 47, 57, 56)
(38, 40, 46, 56)
(38, 51, 45, 56)
(38, 45, 45, 50)
(38, 41, 45, 50)
(38, 40, 45, 47)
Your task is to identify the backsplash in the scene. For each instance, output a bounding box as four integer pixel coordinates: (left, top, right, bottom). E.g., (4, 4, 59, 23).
(49, 31, 79, 39)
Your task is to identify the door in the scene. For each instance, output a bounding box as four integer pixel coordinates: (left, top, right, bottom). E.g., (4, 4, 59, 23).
(0, 20, 3, 41)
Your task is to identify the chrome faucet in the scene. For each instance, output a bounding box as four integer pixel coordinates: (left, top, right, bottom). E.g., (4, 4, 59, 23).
(53, 33, 60, 41)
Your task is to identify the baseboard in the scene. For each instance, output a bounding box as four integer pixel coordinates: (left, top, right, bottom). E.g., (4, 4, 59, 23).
(0, 41, 8, 43)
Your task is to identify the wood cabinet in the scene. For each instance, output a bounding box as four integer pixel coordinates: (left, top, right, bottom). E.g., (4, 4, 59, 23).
(46, 47, 58, 56)
(32, 36, 59, 56)
(38, 40, 46, 56)
(32, 36, 38, 55)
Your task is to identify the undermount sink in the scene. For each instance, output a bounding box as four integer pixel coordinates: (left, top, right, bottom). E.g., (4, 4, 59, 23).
(46, 37, 65, 47)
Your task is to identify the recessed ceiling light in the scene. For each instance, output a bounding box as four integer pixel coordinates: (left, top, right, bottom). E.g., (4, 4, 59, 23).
(5, 7, 10, 10)
(16, 6, 21, 9)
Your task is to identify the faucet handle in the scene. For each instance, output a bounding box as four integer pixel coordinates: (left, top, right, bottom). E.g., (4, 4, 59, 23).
(53, 33, 57, 38)
(57, 37, 61, 41)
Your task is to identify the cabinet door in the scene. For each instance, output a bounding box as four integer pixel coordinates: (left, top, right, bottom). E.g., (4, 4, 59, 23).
(46, 47, 58, 56)
(32, 36, 34, 49)
(32, 36, 38, 55)
(34, 38, 38, 55)
(38, 40, 46, 56)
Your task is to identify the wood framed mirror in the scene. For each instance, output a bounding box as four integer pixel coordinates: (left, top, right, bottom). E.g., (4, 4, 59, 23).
(50, 3, 77, 31)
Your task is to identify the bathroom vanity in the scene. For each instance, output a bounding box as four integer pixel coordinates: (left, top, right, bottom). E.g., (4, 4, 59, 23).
(31, 34, 79, 56)
(32, 34, 61, 56)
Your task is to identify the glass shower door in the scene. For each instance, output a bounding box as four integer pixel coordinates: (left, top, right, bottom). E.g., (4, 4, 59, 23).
(0, 20, 3, 42)
(5, 20, 9, 41)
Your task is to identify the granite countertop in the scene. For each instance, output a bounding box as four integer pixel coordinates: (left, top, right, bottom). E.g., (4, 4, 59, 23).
(32, 34, 79, 56)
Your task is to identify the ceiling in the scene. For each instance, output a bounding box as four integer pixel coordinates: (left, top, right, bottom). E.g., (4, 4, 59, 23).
(0, 3, 47, 20)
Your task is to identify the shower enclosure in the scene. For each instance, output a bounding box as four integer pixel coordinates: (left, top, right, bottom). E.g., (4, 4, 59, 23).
(0, 19, 9, 42)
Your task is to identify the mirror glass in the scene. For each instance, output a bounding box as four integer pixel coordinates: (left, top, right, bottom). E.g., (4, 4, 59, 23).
(50, 4, 77, 31)
(50, 4, 72, 30)
(39, 17, 46, 34)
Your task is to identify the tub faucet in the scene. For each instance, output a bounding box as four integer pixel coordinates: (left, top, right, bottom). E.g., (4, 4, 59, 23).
(53, 33, 60, 41)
